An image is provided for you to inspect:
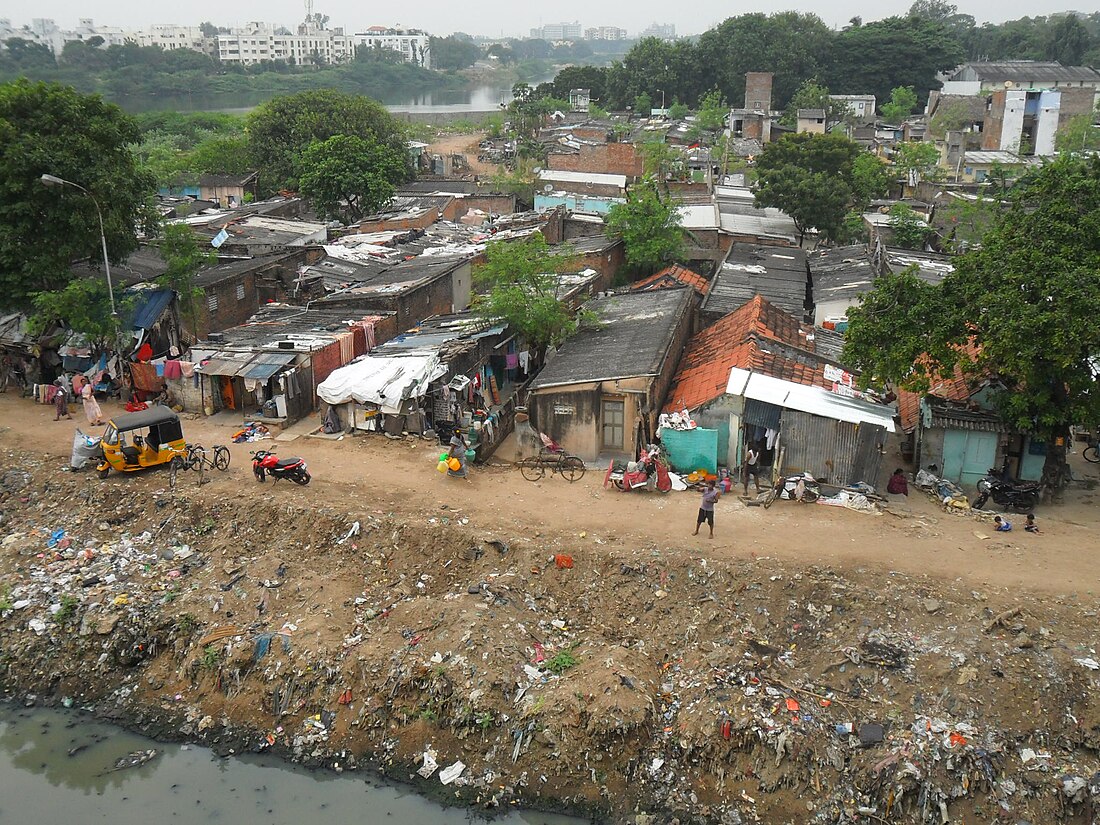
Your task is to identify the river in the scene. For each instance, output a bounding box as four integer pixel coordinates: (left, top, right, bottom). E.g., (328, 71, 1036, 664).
(0, 704, 584, 825)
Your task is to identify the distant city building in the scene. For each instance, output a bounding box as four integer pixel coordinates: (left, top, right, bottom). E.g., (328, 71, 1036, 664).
(638, 22, 675, 40)
(584, 26, 627, 41)
(0, 14, 429, 68)
(352, 26, 430, 68)
(529, 22, 583, 41)
(829, 94, 877, 123)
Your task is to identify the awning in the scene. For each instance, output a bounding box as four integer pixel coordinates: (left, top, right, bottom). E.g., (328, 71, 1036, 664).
(239, 352, 298, 381)
(197, 351, 255, 377)
(728, 367, 896, 432)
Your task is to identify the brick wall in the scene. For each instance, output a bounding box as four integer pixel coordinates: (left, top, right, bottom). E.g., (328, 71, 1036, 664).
(442, 194, 517, 221)
(981, 91, 1007, 151)
(545, 143, 643, 178)
(358, 207, 442, 234)
(744, 72, 773, 110)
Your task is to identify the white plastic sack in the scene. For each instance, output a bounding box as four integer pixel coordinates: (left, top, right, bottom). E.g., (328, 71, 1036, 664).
(439, 760, 465, 785)
(71, 428, 102, 470)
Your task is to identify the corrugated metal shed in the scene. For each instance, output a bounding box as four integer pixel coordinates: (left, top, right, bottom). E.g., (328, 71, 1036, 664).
(743, 398, 781, 429)
(780, 409, 887, 485)
(727, 368, 896, 431)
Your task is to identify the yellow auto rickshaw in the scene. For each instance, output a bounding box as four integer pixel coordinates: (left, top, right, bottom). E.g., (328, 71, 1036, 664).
(96, 405, 187, 479)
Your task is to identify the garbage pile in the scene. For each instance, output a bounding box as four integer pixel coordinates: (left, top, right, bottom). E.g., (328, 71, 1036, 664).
(1, 450, 1099, 824)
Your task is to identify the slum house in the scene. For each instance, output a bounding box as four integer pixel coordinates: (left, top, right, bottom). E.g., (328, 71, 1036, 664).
(896, 366, 1044, 488)
(534, 170, 627, 215)
(552, 235, 625, 288)
(185, 249, 324, 341)
(715, 185, 800, 247)
(316, 312, 520, 460)
(358, 190, 520, 233)
(526, 287, 695, 463)
(630, 264, 711, 299)
(700, 244, 810, 327)
(723, 366, 895, 487)
(306, 254, 474, 332)
(544, 141, 645, 180)
(808, 245, 876, 328)
(661, 295, 851, 473)
(183, 305, 394, 426)
(160, 172, 260, 208)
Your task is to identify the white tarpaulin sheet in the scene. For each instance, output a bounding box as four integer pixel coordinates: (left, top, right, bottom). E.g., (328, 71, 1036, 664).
(317, 353, 446, 413)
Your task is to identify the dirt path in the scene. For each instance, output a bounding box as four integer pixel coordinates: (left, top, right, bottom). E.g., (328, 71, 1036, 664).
(426, 132, 499, 176)
(5, 393, 1099, 597)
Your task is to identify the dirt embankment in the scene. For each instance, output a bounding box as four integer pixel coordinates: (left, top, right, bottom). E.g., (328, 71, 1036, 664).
(2, 448, 1100, 824)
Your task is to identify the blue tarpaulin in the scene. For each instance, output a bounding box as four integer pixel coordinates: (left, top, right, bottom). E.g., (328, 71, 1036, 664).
(127, 289, 174, 331)
(662, 427, 719, 474)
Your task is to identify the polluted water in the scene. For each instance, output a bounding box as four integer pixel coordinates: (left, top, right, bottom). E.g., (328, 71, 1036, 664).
(0, 704, 584, 825)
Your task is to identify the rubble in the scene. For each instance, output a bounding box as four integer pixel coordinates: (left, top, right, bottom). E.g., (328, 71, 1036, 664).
(0, 448, 1099, 823)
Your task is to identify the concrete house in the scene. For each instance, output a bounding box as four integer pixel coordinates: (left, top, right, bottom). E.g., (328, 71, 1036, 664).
(527, 288, 694, 462)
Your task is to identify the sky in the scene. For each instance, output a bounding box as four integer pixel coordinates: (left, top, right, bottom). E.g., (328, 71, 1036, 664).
(7, 1, 1086, 38)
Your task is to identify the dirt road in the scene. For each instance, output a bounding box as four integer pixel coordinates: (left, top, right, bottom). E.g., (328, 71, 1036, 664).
(426, 132, 499, 176)
(6, 394, 1098, 597)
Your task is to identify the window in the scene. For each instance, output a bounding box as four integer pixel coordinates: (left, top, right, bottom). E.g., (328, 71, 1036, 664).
(207, 293, 219, 312)
(601, 399, 625, 451)
(236, 283, 246, 301)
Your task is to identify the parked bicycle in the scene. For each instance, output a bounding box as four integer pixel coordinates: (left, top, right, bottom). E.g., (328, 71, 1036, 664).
(1084, 438, 1100, 464)
(169, 443, 231, 488)
(517, 447, 586, 483)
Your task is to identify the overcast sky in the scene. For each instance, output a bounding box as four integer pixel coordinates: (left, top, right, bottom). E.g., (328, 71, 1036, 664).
(7, 1, 1082, 38)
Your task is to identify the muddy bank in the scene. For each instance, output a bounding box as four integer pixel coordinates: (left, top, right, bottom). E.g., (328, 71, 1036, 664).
(1, 449, 1100, 823)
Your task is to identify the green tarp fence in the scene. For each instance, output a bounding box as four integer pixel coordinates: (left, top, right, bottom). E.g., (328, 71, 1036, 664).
(662, 427, 718, 474)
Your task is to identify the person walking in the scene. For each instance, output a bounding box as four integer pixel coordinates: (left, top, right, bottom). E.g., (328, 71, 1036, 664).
(81, 381, 104, 426)
(53, 380, 73, 421)
(743, 444, 761, 495)
(693, 479, 720, 539)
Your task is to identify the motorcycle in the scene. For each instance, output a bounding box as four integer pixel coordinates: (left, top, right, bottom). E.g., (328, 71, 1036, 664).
(603, 444, 672, 493)
(251, 450, 311, 486)
(973, 468, 1039, 511)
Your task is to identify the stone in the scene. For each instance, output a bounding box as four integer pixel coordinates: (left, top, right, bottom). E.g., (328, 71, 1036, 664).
(923, 598, 942, 614)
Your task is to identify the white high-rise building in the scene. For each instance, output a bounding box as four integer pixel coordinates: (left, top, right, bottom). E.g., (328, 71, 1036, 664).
(352, 26, 430, 68)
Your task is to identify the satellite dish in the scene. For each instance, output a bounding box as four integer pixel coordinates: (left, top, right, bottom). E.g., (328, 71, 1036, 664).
(543, 184, 554, 192)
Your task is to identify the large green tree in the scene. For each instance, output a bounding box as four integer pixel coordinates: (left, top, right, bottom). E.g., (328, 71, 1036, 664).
(247, 89, 411, 194)
(753, 132, 864, 244)
(844, 155, 1100, 496)
(474, 235, 582, 355)
(605, 178, 684, 276)
(0, 79, 158, 306)
(298, 134, 408, 223)
(826, 16, 964, 108)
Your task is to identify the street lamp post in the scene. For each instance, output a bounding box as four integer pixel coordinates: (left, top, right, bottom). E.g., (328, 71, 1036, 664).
(40, 173, 118, 317)
(656, 89, 666, 111)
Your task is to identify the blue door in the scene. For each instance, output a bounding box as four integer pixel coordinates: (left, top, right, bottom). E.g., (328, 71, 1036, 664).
(942, 429, 997, 488)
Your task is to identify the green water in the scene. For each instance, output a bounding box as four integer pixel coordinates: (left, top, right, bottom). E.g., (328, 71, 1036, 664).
(0, 704, 586, 825)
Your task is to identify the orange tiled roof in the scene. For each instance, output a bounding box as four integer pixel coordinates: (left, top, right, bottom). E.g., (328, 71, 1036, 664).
(664, 295, 832, 412)
(631, 264, 710, 296)
(895, 347, 981, 432)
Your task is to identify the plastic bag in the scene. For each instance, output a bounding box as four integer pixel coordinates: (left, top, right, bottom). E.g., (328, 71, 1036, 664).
(71, 428, 102, 470)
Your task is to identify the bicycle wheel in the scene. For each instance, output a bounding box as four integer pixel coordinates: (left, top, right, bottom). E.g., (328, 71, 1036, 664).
(1084, 445, 1100, 463)
(561, 456, 586, 482)
(187, 444, 206, 471)
(519, 457, 545, 482)
(762, 485, 779, 509)
(212, 446, 231, 471)
(169, 456, 184, 489)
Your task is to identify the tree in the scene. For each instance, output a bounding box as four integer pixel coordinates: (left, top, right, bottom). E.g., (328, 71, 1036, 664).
(826, 16, 964, 108)
(156, 224, 216, 342)
(247, 89, 411, 194)
(548, 66, 609, 107)
(695, 89, 728, 131)
(187, 134, 252, 176)
(1045, 15, 1091, 65)
(634, 92, 653, 114)
(0, 80, 158, 306)
(753, 132, 866, 245)
(1055, 108, 1100, 153)
(892, 140, 941, 185)
(881, 86, 919, 123)
(605, 178, 684, 276)
(887, 203, 928, 248)
(844, 155, 1100, 497)
(851, 152, 890, 207)
(298, 134, 408, 223)
(30, 278, 133, 349)
(473, 234, 582, 355)
(428, 35, 480, 71)
(782, 80, 851, 130)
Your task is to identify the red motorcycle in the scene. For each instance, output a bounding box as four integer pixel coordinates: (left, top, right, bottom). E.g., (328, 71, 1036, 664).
(604, 444, 672, 493)
(251, 450, 311, 486)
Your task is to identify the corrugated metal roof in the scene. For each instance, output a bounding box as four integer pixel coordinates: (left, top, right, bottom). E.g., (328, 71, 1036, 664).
(727, 368, 896, 431)
(128, 289, 174, 331)
(960, 61, 1100, 84)
(197, 351, 255, 377)
(239, 351, 298, 381)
